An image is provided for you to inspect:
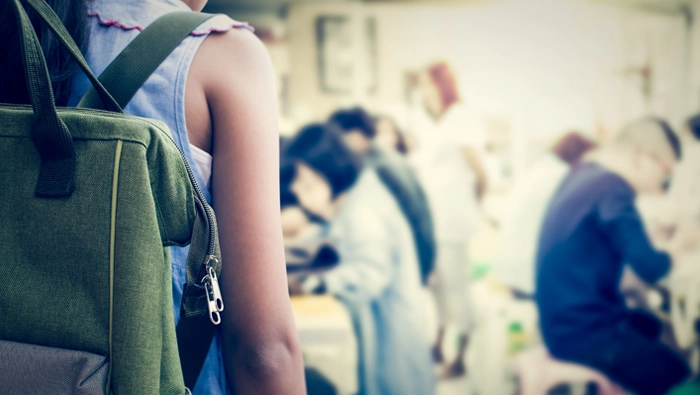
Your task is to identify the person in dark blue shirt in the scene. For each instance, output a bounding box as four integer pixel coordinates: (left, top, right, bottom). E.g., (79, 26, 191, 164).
(536, 118, 699, 394)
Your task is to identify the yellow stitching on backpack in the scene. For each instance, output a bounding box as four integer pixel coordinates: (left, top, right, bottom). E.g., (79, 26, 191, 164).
(107, 139, 123, 393)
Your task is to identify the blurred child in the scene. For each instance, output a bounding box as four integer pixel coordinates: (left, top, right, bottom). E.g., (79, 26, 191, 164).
(285, 123, 435, 395)
(411, 61, 487, 377)
(536, 118, 699, 395)
(21, 0, 308, 392)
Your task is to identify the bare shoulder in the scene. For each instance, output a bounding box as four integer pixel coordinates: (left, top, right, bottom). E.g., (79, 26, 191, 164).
(187, 24, 278, 151)
(187, 23, 279, 166)
(191, 27, 275, 94)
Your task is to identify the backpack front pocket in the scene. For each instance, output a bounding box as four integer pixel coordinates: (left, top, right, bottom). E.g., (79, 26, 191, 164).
(0, 339, 108, 395)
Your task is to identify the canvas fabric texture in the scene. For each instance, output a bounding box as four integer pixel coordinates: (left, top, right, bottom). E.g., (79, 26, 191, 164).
(0, 107, 196, 394)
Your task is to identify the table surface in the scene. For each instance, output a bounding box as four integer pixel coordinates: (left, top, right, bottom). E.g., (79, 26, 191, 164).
(291, 295, 358, 395)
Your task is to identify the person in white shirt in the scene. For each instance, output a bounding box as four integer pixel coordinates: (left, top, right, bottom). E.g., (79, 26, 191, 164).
(410, 61, 488, 378)
(636, 114, 700, 238)
(663, 114, 700, 220)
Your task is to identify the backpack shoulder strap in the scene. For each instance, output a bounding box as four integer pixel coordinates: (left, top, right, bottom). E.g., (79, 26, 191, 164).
(77, 12, 214, 110)
(78, 11, 220, 391)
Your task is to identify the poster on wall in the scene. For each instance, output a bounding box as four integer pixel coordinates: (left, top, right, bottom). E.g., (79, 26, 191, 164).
(316, 15, 377, 94)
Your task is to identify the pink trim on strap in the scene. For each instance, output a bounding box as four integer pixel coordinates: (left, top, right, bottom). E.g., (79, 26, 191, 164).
(88, 12, 143, 32)
(190, 22, 254, 36)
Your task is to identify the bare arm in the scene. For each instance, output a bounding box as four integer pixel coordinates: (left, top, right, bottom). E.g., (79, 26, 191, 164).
(655, 221, 700, 269)
(187, 29, 305, 394)
(461, 146, 488, 201)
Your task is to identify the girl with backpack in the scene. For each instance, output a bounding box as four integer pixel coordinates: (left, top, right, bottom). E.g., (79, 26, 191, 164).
(0, 0, 306, 393)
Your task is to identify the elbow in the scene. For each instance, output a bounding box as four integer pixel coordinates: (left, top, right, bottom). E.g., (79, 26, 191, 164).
(631, 256, 671, 284)
(234, 330, 303, 382)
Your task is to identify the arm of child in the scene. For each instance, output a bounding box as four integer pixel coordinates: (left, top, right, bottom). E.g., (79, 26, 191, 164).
(189, 28, 306, 394)
(322, 205, 394, 305)
(599, 188, 671, 284)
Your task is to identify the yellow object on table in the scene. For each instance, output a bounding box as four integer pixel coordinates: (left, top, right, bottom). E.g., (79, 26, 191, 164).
(291, 295, 358, 395)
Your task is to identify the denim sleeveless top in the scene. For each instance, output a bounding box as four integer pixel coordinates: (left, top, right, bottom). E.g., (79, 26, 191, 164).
(67, 1, 252, 393)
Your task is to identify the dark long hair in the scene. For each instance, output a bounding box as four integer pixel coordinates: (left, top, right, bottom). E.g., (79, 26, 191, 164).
(284, 123, 363, 198)
(0, 0, 89, 106)
(328, 107, 377, 139)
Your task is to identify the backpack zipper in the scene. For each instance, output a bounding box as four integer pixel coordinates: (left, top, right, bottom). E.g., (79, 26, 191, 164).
(175, 144, 224, 325)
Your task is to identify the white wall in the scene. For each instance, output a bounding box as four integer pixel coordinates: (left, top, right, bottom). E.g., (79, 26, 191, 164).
(687, 0, 700, 115)
(285, 0, 688, 163)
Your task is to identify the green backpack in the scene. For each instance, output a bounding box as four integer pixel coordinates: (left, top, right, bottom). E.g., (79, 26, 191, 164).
(0, 0, 224, 393)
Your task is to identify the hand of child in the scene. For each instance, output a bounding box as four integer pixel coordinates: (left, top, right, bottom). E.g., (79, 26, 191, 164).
(669, 220, 700, 253)
(281, 206, 310, 241)
(288, 275, 306, 296)
(648, 222, 676, 248)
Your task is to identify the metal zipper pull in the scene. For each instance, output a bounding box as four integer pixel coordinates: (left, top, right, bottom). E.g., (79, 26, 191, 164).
(202, 256, 224, 325)
(204, 279, 221, 325)
(207, 266, 224, 312)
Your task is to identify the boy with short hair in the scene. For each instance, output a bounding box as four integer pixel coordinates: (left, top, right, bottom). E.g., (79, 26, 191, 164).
(536, 118, 699, 394)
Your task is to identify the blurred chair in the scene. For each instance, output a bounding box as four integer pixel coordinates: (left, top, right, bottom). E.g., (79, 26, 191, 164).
(468, 278, 540, 395)
(515, 347, 625, 395)
(669, 250, 700, 374)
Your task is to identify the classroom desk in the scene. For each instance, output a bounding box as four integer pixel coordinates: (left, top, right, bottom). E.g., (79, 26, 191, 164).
(291, 295, 358, 395)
